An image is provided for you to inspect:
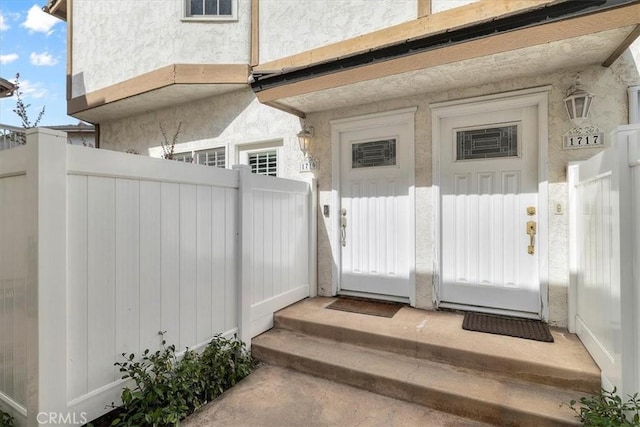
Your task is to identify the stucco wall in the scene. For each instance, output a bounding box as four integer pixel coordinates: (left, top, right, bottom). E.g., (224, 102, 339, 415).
(259, 0, 418, 64)
(98, 43, 639, 328)
(305, 51, 639, 327)
(99, 88, 306, 180)
(431, 0, 478, 13)
(72, 0, 251, 96)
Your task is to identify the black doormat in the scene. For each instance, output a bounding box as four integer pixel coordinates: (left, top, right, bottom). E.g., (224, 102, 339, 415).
(462, 312, 554, 343)
(326, 297, 403, 318)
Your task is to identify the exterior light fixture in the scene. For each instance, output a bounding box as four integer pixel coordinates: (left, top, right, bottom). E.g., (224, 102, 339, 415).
(564, 85, 595, 124)
(297, 126, 313, 156)
(297, 126, 318, 172)
(562, 84, 604, 150)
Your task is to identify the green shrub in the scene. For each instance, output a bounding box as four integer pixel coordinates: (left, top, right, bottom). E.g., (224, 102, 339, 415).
(566, 388, 640, 426)
(0, 409, 14, 427)
(111, 333, 253, 427)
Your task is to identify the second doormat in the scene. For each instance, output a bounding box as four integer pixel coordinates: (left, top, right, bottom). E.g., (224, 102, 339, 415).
(326, 297, 403, 318)
(462, 312, 554, 342)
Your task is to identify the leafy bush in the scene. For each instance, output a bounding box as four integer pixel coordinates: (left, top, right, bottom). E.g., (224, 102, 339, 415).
(566, 388, 640, 426)
(111, 334, 253, 426)
(0, 409, 14, 427)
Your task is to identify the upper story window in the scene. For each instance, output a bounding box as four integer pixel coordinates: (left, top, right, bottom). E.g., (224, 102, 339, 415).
(185, 0, 237, 20)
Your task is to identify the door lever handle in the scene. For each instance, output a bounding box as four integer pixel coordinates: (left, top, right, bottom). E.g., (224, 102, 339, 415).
(526, 221, 536, 255)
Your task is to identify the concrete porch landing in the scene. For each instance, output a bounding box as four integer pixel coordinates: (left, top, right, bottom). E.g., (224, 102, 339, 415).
(252, 297, 600, 426)
(270, 297, 599, 390)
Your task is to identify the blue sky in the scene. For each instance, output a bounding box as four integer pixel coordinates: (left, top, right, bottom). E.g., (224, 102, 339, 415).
(0, 1, 73, 127)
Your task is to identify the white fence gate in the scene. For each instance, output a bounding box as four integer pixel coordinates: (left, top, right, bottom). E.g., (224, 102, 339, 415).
(0, 128, 316, 426)
(569, 124, 640, 397)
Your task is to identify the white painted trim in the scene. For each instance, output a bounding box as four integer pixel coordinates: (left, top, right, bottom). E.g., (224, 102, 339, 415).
(567, 162, 579, 333)
(629, 86, 640, 125)
(329, 107, 419, 127)
(183, 0, 238, 21)
(438, 302, 541, 320)
(431, 88, 550, 320)
(235, 139, 284, 177)
(330, 107, 418, 304)
(429, 86, 553, 110)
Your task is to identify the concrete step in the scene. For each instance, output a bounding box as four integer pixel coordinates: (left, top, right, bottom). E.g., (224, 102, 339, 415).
(272, 298, 600, 394)
(252, 328, 581, 427)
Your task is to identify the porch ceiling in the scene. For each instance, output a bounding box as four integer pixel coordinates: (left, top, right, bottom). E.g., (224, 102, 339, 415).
(263, 26, 638, 114)
(72, 84, 244, 123)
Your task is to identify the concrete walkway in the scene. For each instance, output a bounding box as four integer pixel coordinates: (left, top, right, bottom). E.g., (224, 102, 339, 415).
(184, 365, 489, 427)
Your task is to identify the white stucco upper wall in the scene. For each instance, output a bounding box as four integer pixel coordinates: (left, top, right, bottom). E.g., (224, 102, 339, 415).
(259, 0, 418, 64)
(72, 0, 251, 97)
(431, 0, 478, 13)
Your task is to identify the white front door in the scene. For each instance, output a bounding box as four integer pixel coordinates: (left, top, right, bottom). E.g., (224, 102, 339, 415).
(439, 105, 541, 316)
(337, 112, 414, 300)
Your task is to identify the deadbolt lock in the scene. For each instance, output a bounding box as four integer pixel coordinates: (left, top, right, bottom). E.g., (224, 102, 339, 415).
(527, 206, 536, 216)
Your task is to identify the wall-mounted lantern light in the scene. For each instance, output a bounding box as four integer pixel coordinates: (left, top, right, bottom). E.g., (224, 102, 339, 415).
(564, 85, 595, 124)
(562, 84, 604, 150)
(297, 126, 318, 172)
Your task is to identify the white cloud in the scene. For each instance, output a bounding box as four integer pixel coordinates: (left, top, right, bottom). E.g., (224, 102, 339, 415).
(0, 53, 19, 64)
(30, 51, 59, 66)
(18, 80, 47, 99)
(0, 12, 10, 31)
(22, 5, 59, 35)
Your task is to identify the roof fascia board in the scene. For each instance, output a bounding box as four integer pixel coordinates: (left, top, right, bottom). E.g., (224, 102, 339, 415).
(68, 64, 250, 115)
(252, 0, 561, 74)
(255, 2, 640, 104)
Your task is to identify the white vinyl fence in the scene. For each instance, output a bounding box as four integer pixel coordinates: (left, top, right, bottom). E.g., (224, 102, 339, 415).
(569, 124, 640, 398)
(0, 124, 25, 151)
(0, 128, 316, 426)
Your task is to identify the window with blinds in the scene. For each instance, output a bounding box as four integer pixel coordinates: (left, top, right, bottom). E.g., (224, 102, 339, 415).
(248, 150, 277, 176)
(196, 147, 226, 168)
(173, 147, 226, 168)
(174, 152, 194, 163)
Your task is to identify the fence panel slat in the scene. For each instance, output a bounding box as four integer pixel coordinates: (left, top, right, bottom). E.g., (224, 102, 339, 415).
(115, 179, 141, 362)
(67, 175, 89, 400)
(139, 181, 162, 353)
(161, 183, 181, 347)
(196, 186, 213, 343)
(87, 177, 117, 391)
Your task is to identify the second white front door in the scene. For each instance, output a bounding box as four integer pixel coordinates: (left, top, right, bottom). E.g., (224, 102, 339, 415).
(337, 112, 414, 300)
(439, 105, 541, 316)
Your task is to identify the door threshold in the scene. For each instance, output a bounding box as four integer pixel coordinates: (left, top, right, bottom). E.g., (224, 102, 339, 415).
(438, 302, 541, 321)
(337, 290, 410, 304)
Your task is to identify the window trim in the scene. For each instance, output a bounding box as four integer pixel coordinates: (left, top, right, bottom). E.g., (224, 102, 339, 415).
(236, 140, 283, 177)
(174, 144, 228, 168)
(183, 0, 238, 22)
(629, 86, 640, 125)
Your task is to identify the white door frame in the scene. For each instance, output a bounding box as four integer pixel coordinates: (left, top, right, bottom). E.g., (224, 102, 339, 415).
(431, 87, 550, 320)
(330, 107, 418, 306)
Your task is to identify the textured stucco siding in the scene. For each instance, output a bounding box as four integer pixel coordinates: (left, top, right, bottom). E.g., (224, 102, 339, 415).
(431, 0, 478, 13)
(259, 0, 418, 64)
(304, 49, 639, 327)
(98, 88, 306, 180)
(72, 0, 251, 97)
(98, 42, 639, 328)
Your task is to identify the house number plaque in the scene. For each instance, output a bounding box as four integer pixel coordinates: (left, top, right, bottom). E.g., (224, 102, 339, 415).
(563, 133, 604, 149)
(563, 125, 604, 150)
